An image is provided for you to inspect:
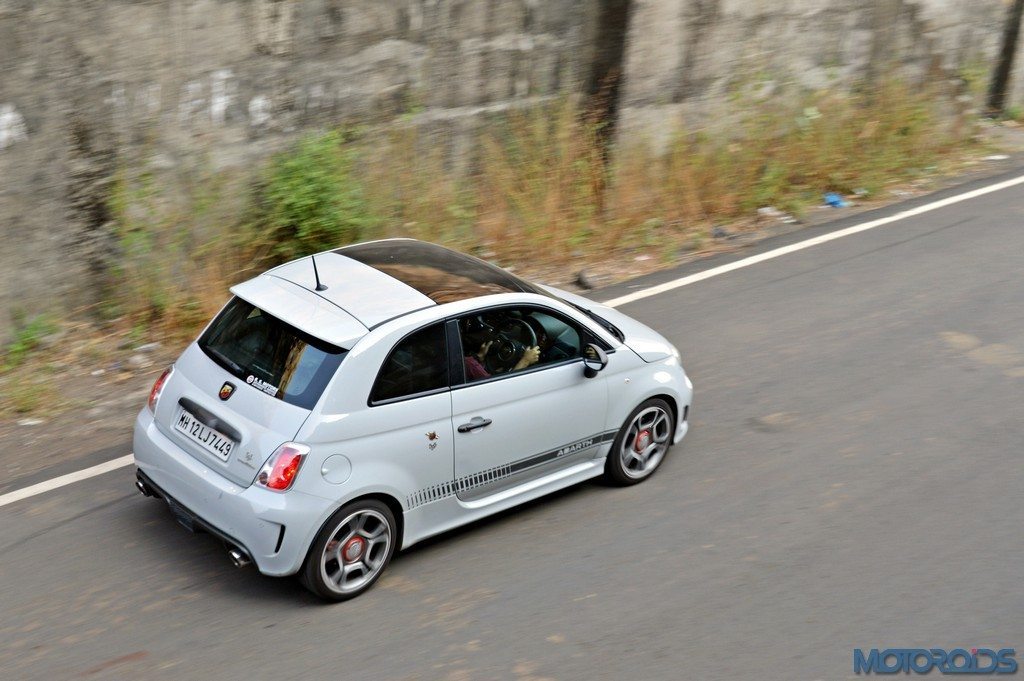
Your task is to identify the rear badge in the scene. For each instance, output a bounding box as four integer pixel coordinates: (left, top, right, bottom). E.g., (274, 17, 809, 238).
(219, 382, 236, 401)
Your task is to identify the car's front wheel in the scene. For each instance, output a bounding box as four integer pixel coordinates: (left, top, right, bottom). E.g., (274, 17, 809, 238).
(604, 398, 675, 485)
(301, 499, 397, 601)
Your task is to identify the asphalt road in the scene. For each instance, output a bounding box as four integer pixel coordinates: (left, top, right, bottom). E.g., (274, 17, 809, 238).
(2, 173, 1023, 680)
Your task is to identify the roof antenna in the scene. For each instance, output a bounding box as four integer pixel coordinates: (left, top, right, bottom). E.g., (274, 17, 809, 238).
(311, 254, 327, 291)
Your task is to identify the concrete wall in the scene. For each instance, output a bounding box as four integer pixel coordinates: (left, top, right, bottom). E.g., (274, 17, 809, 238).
(0, 0, 1019, 339)
(619, 0, 1007, 149)
(0, 0, 596, 337)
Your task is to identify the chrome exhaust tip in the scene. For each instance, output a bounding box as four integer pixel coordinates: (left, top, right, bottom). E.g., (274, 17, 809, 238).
(135, 479, 151, 497)
(228, 548, 251, 569)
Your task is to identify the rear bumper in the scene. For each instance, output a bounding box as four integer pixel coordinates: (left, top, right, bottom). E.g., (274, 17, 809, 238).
(135, 469, 256, 565)
(132, 408, 331, 576)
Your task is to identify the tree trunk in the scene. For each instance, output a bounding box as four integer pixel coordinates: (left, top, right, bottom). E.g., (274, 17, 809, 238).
(585, 0, 632, 147)
(987, 0, 1024, 116)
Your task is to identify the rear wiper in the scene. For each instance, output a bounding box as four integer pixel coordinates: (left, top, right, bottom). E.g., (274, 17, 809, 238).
(205, 346, 244, 374)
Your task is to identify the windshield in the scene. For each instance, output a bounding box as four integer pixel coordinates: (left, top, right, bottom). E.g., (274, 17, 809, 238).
(198, 297, 346, 410)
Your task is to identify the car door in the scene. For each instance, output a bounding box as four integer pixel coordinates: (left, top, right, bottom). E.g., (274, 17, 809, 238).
(310, 321, 456, 512)
(450, 305, 610, 501)
(363, 320, 455, 493)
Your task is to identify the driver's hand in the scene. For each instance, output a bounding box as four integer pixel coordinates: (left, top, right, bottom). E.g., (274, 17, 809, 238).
(475, 340, 493, 362)
(513, 345, 541, 371)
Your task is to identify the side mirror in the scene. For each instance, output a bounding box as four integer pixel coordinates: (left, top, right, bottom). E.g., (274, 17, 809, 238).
(582, 343, 609, 378)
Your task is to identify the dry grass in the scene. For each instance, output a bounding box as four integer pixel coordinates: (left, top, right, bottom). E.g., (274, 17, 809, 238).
(358, 79, 965, 267)
(605, 80, 963, 250)
(0, 371, 59, 416)
(360, 126, 475, 246)
(473, 103, 607, 260)
(106, 166, 263, 343)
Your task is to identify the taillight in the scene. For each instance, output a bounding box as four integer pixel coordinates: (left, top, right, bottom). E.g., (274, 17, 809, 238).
(256, 443, 310, 492)
(148, 366, 174, 413)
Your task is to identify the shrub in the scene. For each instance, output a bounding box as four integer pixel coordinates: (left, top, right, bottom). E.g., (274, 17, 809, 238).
(257, 131, 376, 262)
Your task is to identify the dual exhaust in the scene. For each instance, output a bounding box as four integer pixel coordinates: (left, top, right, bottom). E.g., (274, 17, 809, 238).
(227, 548, 252, 569)
(136, 472, 252, 569)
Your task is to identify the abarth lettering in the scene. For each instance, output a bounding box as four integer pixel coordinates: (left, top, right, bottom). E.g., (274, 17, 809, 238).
(557, 438, 594, 457)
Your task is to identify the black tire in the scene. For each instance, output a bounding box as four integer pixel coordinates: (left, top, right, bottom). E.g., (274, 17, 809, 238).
(604, 398, 675, 486)
(300, 499, 397, 602)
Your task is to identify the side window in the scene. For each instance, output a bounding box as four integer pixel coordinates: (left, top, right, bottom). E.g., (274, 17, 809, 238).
(458, 306, 583, 383)
(371, 323, 449, 403)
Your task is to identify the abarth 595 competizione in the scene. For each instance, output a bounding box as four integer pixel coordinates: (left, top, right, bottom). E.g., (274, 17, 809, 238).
(133, 239, 693, 600)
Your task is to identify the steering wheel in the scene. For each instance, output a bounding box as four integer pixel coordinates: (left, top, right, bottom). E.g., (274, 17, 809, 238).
(483, 318, 537, 374)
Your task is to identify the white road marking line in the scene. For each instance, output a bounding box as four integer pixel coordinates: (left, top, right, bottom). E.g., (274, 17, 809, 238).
(0, 454, 134, 508)
(4, 171, 1024, 510)
(601, 172, 1024, 308)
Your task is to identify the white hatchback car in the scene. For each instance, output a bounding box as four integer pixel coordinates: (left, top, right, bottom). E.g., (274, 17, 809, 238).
(133, 239, 693, 600)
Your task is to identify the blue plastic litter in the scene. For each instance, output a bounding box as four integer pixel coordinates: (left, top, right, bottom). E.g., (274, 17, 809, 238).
(824, 192, 848, 208)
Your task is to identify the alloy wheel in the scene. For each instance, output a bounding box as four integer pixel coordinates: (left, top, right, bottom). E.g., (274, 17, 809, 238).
(619, 406, 672, 479)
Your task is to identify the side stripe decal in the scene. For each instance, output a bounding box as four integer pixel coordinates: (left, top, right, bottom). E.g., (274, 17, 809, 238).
(406, 430, 617, 510)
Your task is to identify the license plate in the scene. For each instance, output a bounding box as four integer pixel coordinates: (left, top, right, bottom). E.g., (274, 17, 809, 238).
(174, 408, 235, 461)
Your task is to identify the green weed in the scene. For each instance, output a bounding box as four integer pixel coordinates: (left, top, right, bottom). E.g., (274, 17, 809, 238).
(255, 131, 376, 262)
(2, 314, 58, 371)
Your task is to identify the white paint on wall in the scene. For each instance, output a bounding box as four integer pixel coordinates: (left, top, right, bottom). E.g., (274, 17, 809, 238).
(106, 84, 128, 115)
(210, 69, 235, 125)
(0, 104, 28, 149)
(248, 94, 271, 127)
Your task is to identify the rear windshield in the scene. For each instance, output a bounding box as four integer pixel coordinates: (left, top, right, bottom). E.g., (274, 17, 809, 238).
(198, 297, 346, 410)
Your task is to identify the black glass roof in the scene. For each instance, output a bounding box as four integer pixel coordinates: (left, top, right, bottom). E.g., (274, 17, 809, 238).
(335, 240, 548, 305)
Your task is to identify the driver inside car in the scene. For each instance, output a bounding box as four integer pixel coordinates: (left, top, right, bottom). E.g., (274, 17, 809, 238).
(462, 315, 541, 381)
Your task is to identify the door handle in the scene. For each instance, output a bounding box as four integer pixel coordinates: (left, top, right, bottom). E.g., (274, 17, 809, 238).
(457, 417, 492, 433)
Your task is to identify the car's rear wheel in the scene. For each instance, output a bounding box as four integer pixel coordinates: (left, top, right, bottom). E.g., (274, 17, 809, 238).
(301, 499, 396, 601)
(604, 398, 674, 485)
